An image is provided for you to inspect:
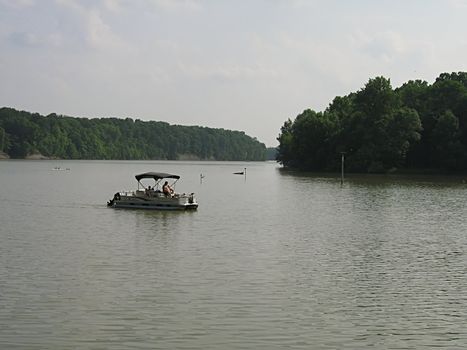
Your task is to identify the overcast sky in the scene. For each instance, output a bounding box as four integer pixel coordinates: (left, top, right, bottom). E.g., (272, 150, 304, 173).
(1, 0, 467, 146)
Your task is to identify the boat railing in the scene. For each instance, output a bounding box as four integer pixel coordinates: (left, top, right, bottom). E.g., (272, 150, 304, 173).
(121, 191, 135, 196)
(120, 189, 195, 199)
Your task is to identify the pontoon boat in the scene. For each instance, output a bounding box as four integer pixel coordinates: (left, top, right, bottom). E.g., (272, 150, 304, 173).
(107, 172, 198, 210)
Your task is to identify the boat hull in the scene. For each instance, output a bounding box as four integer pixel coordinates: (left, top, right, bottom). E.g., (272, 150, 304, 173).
(108, 193, 198, 210)
(111, 201, 198, 210)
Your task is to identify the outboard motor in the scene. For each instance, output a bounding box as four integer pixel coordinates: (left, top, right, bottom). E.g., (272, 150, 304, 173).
(107, 192, 120, 207)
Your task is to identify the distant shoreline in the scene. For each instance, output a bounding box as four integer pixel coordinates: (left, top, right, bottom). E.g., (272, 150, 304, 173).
(0, 107, 267, 162)
(24, 153, 59, 160)
(0, 156, 268, 162)
(278, 166, 467, 177)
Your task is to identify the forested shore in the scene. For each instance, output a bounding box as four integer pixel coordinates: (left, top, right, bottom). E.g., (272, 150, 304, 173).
(277, 72, 467, 173)
(0, 108, 266, 161)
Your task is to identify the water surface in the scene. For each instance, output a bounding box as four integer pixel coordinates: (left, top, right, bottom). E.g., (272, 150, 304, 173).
(1, 160, 467, 349)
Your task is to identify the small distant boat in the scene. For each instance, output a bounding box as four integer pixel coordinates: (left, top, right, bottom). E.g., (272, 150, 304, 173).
(107, 172, 198, 210)
(233, 168, 246, 175)
(52, 166, 70, 171)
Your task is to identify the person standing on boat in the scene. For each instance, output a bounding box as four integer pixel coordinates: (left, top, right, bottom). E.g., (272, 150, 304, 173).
(163, 181, 174, 197)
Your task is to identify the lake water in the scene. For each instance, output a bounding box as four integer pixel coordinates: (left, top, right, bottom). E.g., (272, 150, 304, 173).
(1, 160, 467, 349)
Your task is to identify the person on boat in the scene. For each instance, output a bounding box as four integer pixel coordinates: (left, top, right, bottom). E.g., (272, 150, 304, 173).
(162, 181, 174, 197)
(145, 186, 152, 196)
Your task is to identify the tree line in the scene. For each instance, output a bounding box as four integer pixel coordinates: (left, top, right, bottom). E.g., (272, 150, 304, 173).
(0, 108, 266, 161)
(277, 72, 467, 173)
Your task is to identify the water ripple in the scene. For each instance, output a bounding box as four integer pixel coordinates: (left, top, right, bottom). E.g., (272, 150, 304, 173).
(1, 161, 467, 349)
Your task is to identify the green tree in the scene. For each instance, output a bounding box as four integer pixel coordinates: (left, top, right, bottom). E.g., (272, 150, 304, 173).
(276, 119, 294, 167)
(0, 107, 266, 161)
(431, 110, 465, 170)
(277, 76, 423, 172)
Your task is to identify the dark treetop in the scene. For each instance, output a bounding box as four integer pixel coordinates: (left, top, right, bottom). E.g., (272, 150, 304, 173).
(277, 72, 467, 173)
(0, 108, 266, 161)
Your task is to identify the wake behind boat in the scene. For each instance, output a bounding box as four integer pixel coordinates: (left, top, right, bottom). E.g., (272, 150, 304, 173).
(107, 172, 198, 210)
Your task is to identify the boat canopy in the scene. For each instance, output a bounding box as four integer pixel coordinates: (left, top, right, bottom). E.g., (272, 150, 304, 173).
(135, 172, 180, 181)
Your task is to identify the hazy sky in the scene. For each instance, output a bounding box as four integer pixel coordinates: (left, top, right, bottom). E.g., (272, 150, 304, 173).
(1, 0, 467, 146)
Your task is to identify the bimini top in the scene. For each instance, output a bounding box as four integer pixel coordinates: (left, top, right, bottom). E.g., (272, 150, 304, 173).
(135, 172, 180, 181)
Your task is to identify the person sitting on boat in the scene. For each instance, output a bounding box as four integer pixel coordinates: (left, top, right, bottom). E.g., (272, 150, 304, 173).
(145, 186, 152, 196)
(162, 181, 174, 197)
